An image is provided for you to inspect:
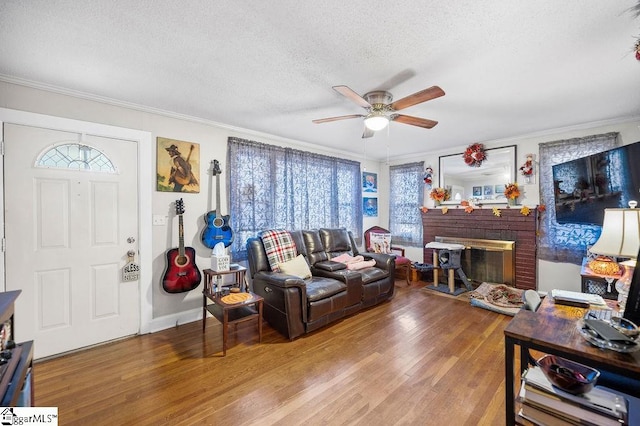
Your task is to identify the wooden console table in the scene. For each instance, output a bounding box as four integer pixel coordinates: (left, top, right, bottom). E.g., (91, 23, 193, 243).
(504, 297, 640, 425)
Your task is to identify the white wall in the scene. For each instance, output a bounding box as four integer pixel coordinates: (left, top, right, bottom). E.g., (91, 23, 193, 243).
(0, 81, 381, 331)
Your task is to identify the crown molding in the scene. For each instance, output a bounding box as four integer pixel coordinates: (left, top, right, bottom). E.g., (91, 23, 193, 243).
(0, 74, 364, 163)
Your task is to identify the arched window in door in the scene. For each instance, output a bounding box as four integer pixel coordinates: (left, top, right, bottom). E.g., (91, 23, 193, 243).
(36, 143, 117, 173)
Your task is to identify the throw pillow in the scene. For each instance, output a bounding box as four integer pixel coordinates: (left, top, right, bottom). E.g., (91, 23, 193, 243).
(278, 254, 312, 280)
(259, 229, 297, 272)
(370, 232, 392, 254)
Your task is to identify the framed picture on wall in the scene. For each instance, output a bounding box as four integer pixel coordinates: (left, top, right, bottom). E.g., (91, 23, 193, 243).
(363, 197, 378, 217)
(362, 172, 377, 193)
(473, 186, 482, 197)
(483, 185, 493, 197)
(495, 184, 504, 195)
(157, 137, 201, 193)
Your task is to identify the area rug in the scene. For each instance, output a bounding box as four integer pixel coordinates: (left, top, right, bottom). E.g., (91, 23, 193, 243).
(468, 282, 524, 316)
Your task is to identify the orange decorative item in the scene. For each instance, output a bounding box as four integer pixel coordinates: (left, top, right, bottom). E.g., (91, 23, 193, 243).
(460, 200, 469, 207)
(420, 206, 428, 213)
(504, 183, 520, 200)
(429, 187, 450, 203)
(588, 256, 622, 277)
(464, 206, 474, 214)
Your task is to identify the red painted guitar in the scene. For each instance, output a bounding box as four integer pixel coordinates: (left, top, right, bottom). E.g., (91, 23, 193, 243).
(162, 198, 202, 293)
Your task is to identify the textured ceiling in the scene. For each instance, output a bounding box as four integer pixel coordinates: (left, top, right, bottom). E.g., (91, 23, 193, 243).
(1, 1, 639, 160)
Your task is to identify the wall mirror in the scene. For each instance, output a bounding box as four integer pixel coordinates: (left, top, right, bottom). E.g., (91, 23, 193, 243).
(439, 145, 517, 204)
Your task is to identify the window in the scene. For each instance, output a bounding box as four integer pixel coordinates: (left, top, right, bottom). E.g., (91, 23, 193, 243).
(389, 161, 424, 247)
(37, 143, 116, 173)
(227, 137, 362, 260)
(539, 132, 620, 264)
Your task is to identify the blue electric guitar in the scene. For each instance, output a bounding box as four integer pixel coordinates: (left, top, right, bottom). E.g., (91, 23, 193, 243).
(201, 160, 234, 248)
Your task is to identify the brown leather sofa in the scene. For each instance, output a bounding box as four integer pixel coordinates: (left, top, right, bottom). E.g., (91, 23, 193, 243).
(246, 228, 395, 339)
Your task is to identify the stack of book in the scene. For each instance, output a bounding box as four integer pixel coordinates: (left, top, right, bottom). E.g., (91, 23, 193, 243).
(517, 366, 628, 425)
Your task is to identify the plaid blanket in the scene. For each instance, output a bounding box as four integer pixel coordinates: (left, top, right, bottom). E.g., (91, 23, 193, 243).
(259, 229, 297, 272)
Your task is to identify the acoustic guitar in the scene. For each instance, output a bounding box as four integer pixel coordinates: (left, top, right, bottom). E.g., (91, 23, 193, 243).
(201, 160, 234, 248)
(162, 198, 202, 293)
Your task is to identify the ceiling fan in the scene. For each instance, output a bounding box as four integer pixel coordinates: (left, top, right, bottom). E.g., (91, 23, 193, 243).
(312, 85, 445, 138)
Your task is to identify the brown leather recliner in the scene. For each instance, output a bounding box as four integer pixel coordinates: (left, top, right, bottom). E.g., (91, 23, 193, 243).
(246, 228, 395, 340)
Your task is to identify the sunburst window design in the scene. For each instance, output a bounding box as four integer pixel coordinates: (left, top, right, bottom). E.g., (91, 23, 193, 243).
(37, 143, 116, 173)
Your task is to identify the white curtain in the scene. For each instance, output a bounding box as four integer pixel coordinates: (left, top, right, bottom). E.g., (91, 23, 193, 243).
(538, 132, 620, 264)
(227, 137, 362, 260)
(389, 161, 425, 247)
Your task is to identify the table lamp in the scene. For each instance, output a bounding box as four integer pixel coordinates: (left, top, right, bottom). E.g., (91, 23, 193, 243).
(588, 207, 640, 312)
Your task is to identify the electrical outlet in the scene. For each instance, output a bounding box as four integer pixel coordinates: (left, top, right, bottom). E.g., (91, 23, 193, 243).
(152, 215, 167, 226)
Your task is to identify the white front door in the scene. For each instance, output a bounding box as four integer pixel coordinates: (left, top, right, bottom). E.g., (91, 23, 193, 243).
(3, 122, 141, 359)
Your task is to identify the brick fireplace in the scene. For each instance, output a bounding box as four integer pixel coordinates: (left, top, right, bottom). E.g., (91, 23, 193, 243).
(422, 207, 538, 290)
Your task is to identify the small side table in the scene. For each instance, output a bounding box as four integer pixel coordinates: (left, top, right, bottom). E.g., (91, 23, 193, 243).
(203, 265, 248, 294)
(202, 290, 263, 356)
(580, 257, 619, 300)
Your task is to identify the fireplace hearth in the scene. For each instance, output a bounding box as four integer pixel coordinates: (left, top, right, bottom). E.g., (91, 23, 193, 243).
(422, 208, 538, 290)
(435, 236, 515, 286)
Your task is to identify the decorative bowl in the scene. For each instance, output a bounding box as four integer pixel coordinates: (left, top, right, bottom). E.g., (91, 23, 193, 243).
(537, 354, 600, 395)
(609, 316, 640, 338)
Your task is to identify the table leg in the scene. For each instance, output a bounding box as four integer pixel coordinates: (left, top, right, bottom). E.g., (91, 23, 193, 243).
(223, 309, 228, 356)
(202, 293, 206, 333)
(258, 300, 263, 343)
(505, 336, 515, 426)
(239, 270, 247, 292)
(432, 250, 439, 286)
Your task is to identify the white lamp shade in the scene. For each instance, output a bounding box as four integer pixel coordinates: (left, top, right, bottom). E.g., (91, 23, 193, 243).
(364, 114, 389, 131)
(589, 208, 640, 258)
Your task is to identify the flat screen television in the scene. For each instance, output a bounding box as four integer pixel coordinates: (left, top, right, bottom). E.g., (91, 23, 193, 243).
(552, 141, 640, 225)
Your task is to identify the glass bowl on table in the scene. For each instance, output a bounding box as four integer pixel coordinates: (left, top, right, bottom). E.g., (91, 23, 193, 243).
(536, 354, 600, 395)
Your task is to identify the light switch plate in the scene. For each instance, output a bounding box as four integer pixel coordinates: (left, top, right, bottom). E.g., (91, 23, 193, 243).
(152, 215, 167, 226)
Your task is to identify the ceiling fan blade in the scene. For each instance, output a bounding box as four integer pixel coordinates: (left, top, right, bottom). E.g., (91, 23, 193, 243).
(390, 86, 445, 111)
(362, 126, 375, 138)
(392, 114, 438, 129)
(332, 86, 372, 108)
(312, 114, 364, 124)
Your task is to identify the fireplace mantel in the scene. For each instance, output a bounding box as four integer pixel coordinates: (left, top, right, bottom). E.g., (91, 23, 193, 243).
(422, 207, 538, 290)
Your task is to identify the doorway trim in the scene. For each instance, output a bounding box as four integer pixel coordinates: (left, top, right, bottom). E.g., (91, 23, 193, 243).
(0, 107, 153, 334)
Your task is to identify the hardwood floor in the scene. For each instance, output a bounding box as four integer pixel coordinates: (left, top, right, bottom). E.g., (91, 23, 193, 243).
(34, 282, 514, 425)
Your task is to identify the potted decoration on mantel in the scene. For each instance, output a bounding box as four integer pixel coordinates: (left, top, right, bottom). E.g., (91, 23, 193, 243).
(504, 183, 520, 206)
(429, 187, 450, 206)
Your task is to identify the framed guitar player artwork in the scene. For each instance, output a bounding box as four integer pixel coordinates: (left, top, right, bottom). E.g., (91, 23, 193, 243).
(156, 137, 201, 193)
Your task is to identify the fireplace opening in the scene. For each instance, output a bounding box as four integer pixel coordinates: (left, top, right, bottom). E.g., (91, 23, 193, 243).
(435, 236, 515, 286)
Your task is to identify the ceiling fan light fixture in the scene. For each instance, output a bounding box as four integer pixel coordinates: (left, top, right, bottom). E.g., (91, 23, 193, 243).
(364, 112, 389, 131)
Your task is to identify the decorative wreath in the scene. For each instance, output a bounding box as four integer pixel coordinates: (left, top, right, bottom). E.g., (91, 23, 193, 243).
(463, 143, 487, 167)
